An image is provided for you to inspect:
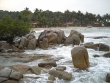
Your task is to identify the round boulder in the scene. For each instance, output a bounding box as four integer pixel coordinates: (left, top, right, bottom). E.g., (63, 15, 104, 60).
(71, 46, 89, 69)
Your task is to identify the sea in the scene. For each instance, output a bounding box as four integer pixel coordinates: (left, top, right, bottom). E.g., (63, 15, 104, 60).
(2, 27, 110, 83)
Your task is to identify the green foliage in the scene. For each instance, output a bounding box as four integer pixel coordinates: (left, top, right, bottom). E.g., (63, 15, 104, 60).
(0, 15, 32, 38)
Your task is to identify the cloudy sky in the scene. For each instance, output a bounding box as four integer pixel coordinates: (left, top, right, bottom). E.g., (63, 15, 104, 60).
(0, 0, 110, 15)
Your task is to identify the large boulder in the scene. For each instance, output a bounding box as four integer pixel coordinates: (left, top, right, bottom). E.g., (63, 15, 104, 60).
(19, 37, 28, 49)
(46, 32, 58, 44)
(69, 30, 84, 43)
(71, 46, 89, 69)
(27, 38, 37, 50)
(64, 34, 80, 45)
(37, 29, 66, 49)
(99, 43, 109, 51)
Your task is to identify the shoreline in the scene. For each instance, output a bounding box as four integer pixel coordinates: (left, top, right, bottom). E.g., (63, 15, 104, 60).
(31, 27, 87, 31)
(31, 26, 109, 31)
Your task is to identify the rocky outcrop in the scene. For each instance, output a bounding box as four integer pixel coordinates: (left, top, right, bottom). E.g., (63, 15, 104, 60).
(37, 29, 66, 49)
(71, 46, 89, 69)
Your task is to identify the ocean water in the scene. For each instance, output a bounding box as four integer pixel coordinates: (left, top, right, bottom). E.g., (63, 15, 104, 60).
(23, 27, 110, 83)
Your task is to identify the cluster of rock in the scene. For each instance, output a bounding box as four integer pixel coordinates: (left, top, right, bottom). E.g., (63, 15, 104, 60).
(0, 53, 72, 83)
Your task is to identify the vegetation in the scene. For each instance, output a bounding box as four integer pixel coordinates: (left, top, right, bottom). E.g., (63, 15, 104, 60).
(0, 7, 110, 43)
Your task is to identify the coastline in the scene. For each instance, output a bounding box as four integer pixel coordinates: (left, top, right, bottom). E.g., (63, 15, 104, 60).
(31, 27, 87, 31)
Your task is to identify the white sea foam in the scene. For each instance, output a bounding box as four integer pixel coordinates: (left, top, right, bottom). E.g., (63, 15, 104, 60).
(23, 27, 110, 83)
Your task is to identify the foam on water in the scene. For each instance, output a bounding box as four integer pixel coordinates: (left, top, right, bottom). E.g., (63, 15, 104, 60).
(23, 27, 110, 83)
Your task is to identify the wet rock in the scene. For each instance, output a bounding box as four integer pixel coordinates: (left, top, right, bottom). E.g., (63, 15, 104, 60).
(27, 33, 35, 40)
(30, 66, 42, 75)
(1, 80, 19, 83)
(19, 37, 28, 49)
(93, 54, 100, 58)
(38, 59, 57, 68)
(99, 43, 109, 51)
(56, 66, 66, 71)
(48, 75, 55, 81)
(64, 34, 80, 45)
(9, 70, 23, 80)
(0, 67, 12, 77)
(103, 52, 110, 57)
(10, 64, 30, 74)
(106, 73, 110, 82)
(71, 46, 89, 69)
(83, 42, 97, 50)
(0, 77, 8, 82)
(49, 70, 72, 80)
(27, 38, 37, 50)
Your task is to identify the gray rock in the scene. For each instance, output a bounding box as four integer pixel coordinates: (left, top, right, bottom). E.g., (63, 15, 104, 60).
(49, 70, 72, 80)
(0, 67, 12, 77)
(30, 66, 42, 75)
(99, 43, 109, 51)
(9, 70, 23, 80)
(0, 77, 8, 82)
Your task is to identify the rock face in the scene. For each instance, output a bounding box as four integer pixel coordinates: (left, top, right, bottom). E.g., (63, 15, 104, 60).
(71, 46, 89, 69)
(99, 43, 109, 51)
(106, 73, 110, 82)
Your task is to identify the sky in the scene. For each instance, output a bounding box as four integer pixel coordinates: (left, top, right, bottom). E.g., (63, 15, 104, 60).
(0, 0, 110, 16)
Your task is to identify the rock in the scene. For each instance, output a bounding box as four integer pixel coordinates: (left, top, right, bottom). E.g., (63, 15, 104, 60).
(1, 80, 19, 83)
(27, 33, 35, 40)
(71, 46, 89, 69)
(0, 67, 12, 77)
(103, 52, 110, 57)
(56, 66, 66, 71)
(10, 64, 30, 74)
(69, 30, 84, 43)
(65, 34, 80, 45)
(84, 42, 97, 50)
(30, 66, 42, 75)
(38, 59, 57, 68)
(93, 54, 100, 58)
(99, 43, 109, 51)
(27, 38, 37, 50)
(49, 70, 72, 80)
(9, 70, 23, 80)
(0, 77, 8, 82)
(106, 73, 110, 82)
(48, 75, 55, 81)
(0, 41, 12, 52)
(19, 37, 28, 49)
(42, 38, 49, 50)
